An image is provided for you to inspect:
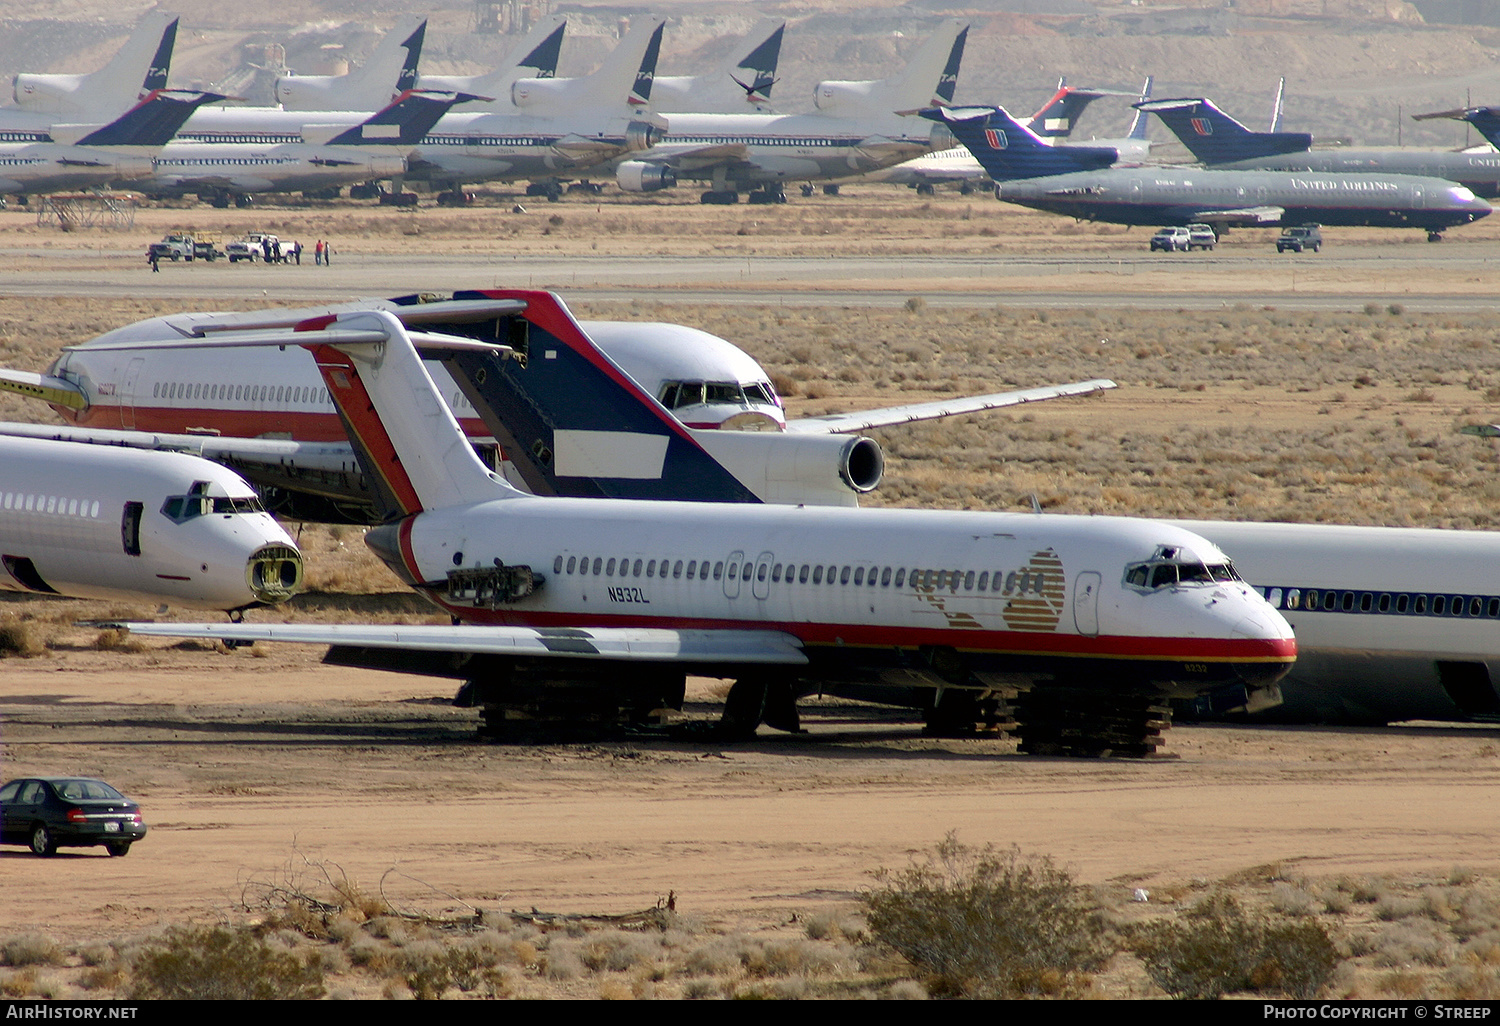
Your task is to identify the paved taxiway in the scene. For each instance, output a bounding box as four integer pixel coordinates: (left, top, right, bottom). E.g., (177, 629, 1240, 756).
(4, 242, 1500, 311)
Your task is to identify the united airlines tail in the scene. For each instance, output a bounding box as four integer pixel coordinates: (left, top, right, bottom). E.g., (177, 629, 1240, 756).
(12, 12, 179, 120)
(1135, 96, 1312, 165)
(922, 106, 1117, 180)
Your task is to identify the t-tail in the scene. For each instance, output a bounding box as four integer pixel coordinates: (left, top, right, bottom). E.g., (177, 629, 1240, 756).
(1125, 75, 1153, 141)
(63, 90, 229, 148)
(1412, 105, 1500, 150)
(1135, 96, 1312, 165)
(393, 290, 763, 504)
(1026, 84, 1133, 141)
(921, 105, 1117, 180)
(11, 12, 180, 119)
(319, 90, 489, 147)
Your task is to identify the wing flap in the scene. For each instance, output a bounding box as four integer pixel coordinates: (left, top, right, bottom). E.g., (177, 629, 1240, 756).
(1170, 205, 1284, 225)
(108, 622, 809, 665)
(784, 378, 1116, 435)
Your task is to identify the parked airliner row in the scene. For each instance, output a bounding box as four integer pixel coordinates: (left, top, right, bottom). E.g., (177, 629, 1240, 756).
(109, 303, 1295, 757)
(928, 106, 1493, 239)
(0, 436, 302, 611)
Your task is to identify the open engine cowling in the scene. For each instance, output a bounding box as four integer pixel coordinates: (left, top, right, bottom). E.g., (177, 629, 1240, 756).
(692, 430, 884, 507)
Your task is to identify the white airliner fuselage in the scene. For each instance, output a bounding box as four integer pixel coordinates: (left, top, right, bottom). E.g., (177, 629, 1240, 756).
(0, 436, 302, 609)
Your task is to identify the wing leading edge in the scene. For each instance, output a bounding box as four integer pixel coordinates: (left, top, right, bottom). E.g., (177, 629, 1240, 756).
(784, 378, 1116, 435)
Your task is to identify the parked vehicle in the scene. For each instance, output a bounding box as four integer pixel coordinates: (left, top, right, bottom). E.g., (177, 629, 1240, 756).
(227, 232, 276, 263)
(1186, 223, 1217, 250)
(1150, 226, 1191, 252)
(0, 777, 147, 857)
(148, 232, 195, 262)
(1277, 224, 1323, 253)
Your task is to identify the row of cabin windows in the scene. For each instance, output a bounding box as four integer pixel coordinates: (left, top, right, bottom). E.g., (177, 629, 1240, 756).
(551, 553, 1047, 595)
(1264, 586, 1500, 620)
(154, 157, 299, 167)
(1, 493, 101, 518)
(153, 381, 332, 406)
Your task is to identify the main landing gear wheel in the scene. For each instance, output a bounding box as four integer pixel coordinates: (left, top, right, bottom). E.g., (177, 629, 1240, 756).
(1428, 232, 1444, 243)
(915, 183, 936, 196)
(746, 186, 786, 205)
(800, 184, 815, 197)
(700, 190, 739, 205)
(30, 824, 56, 857)
(1013, 689, 1173, 758)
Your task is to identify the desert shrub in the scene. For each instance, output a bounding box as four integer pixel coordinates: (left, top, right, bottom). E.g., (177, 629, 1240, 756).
(864, 834, 1107, 997)
(1, 934, 62, 967)
(130, 925, 324, 1000)
(1135, 893, 1339, 999)
(0, 620, 44, 658)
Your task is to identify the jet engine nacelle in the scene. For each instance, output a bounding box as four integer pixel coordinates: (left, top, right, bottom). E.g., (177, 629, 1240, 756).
(691, 430, 884, 507)
(12, 73, 85, 114)
(812, 79, 878, 113)
(510, 76, 570, 109)
(926, 122, 955, 152)
(624, 119, 665, 153)
(616, 160, 676, 193)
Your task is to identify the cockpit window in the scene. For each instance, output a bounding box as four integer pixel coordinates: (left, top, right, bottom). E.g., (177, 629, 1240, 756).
(162, 489, 264, 523)
(659, 380, 780, 410)
(1125, 545, 1240, 591)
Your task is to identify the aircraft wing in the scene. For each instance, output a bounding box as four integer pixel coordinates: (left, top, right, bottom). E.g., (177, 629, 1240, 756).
(108, 621, 809, 666)
(637, 142, 752, 171)
(783, 378, 1116, 435)
(0, 369, 88, 410)
(1166, 204, 1284, 225)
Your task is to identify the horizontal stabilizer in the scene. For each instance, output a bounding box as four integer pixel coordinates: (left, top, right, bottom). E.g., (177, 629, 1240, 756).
(64, 326, 505, 355)
(0, 370, 88, 410)
(105, 622, 809, 666)
(785, 379, 1116, 435)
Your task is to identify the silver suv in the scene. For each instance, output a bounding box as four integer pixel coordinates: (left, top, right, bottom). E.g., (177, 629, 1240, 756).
(1150, 226, 1191, 252)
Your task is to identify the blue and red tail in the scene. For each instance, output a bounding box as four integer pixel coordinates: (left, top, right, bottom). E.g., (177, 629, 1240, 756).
(1136, 97, 1311, 165)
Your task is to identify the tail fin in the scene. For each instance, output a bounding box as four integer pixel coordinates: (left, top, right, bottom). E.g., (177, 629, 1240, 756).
(414, 15, 567, 99)
(1135, 96, 1312, 164)
(408, 290, 762, 503)
(1027, 85, 1133, 140)
(300, 312, 509, 517)
(316, 90, 486, 147)
(650, 21, 784, 112)
(510, 16, 666, 111)
(1412, 106, 1500, 149)
(1269, 77, 1286, 132)
(64, 90, 227, 147)
(1125, 75, 1153, 141)
(812, 20, 967, 114)
(922, 106, 1117, 180)
(275, 16, 427, 111)
(12, 12, 179, 120)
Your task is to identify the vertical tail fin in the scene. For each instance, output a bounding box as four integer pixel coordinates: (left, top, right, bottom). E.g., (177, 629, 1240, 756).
(323, 90, 485, 147)
(72, 90, 227, 147)
(1135, 96, 1312, 164)
(299, 312, 513, 517)
(1126, 75, 1153, 141)
(12, 12, 179, 119)
(1269, 77, 1286, 132)
(413, 290, 762, 503)
(812, 20, 968, 113)
(922, 106, 1117, 180)
(1027, 86, 1131, 140)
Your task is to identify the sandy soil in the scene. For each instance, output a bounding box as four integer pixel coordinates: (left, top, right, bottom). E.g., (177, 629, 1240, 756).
(2, 193, 1500, 999)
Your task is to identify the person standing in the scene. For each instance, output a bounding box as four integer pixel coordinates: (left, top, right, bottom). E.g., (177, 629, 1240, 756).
(149, 248, 159, 273)
(315, 239, 324, 266)
(324, 241, 332, 266)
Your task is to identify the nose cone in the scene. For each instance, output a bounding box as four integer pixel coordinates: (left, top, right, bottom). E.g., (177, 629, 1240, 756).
(1230, 607, 1297, 685)
(246, 544, 303, 604)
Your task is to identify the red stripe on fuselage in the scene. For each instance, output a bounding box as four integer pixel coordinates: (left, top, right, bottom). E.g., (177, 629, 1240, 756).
(68, 404, 491, 445)
(418, 599, 1297, 664)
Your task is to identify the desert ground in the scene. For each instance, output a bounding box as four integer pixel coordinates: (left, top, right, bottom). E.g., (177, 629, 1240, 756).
(3, 189, 1500, 999)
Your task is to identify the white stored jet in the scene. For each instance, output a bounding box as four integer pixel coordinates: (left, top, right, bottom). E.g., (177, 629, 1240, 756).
(0, 292, 1112, 516)
(0, 435, 301, 611)
(106, 297, 1294, 756)
(8, 12, 179, 122)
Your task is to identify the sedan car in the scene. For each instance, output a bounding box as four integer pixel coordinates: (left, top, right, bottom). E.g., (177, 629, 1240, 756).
(0, 777, 147, 857)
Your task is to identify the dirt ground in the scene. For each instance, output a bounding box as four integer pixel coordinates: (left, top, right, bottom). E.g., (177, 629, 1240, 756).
(3, 193, 1500, 998)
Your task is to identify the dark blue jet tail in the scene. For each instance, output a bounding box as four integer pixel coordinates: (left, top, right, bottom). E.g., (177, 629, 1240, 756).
(922, 106, 1117, 180)
(327, 89, 486, 146)
(934, 25, 968, 105)
(1028, 86, 1116, 140)
(630, 22, 666, 105)
(394, 22, 427, 94)
(1136, 97, 1312, 165)
(1412, 106, 1500, 150)
(141, 17, 179, 95)
(396, 290, 761, 503)
(731, 24, 784, 103)
(521, 21, 567, 78)
(76, 89, 227, 147)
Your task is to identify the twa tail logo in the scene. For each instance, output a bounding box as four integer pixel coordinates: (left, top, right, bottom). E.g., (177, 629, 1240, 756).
(1190, 117, 1213, 136)
(984, 128, 1008, 150)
